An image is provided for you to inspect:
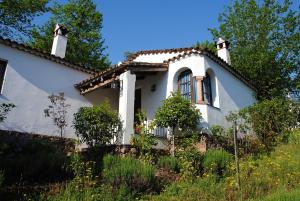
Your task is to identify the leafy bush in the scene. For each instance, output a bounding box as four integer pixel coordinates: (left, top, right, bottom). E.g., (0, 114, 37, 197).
(102, 155, 156, 193)
(203, 149, 233, 178)
(0, 170, 4, 187)
(142, 176, 226, 201)
(154, 92, 202, 155)
(157, 156, 180, 173)
(73, 100, 122, 147)
(0, 140, 71, 185)
(131, 111, 157, 164)
(227, 98, 300, 151)
(225, 134, 300, 200)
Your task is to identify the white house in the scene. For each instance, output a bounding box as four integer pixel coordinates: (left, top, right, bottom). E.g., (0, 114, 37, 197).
(0, 25, 256, 144)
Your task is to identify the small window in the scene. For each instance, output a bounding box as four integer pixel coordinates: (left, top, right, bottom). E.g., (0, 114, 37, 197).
(0, 60, 7, 94)
(202, 73, 213, 105)
(178, 70, 192, 101)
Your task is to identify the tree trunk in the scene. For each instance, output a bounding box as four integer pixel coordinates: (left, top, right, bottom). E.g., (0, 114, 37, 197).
(171, 126, 175, 156)
(233, 121, 240, 190)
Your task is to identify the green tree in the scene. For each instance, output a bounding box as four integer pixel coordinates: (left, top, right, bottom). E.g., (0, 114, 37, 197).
(154, 92, 202, 155)
(73, 100, 122, 147)
(0, 0, 49, 41)
(0, 103, 15, 122)
(194, 40, 217, 54)
(30, 0, 110, 70)
(226, 98, 300, 151)
(210, 0, 300, 99)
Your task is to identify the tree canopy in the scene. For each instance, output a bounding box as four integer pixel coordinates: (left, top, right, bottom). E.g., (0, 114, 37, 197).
(0, 0, 49, 41)
(210, 0, 300, 100)
(73, 100, 122, 147)
(30, 0, 110, 70)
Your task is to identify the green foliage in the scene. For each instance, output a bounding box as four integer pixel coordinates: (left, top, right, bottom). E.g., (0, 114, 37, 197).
(131, 111, 157, 164)
(30, 0, 110, 70)
(73, 100, 122, 147)
(210, 124, 225, 136)
(42, 183, 135, 201)
(175, 135, 204, 179)
(0, 103, 15, 123)
(0, 170, 4, 187)
(225, 134, 300, 200)
(44, 93, 70, 138)
(157, 156, 180, 173)
(154, 92, 201, 155)
(0, 139, 71, 185)
(69, 150, 95, 188)
(147, 130, 300, 201)
(210, 0, 300, 99)
(227, 98, 300, 150)
(0, 0, 49, 40)
(194, 40, 217, 54)
(257, 188, 300, 201)
(102, 154, 156, 193)
(142, 176, 226, 201)
(203, 149, 233, 178)
(154, 92, 201, 131)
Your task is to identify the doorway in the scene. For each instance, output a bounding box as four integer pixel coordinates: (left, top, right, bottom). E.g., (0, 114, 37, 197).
(134, 88, 142, 128)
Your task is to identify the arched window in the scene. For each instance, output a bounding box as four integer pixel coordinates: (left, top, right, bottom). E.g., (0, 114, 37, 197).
(178, 70, 193, 101)
(202, 73, 213, 105)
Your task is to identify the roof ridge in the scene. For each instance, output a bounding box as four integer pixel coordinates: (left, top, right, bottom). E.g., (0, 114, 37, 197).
(0, 36, 99, 74)
(127, 46, 206, 62)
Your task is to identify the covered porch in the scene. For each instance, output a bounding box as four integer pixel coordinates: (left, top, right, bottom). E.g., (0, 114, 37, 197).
(75, 62, 169, 144)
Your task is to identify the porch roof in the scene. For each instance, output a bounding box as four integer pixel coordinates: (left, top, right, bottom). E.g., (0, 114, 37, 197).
(75, 61, 168, 95)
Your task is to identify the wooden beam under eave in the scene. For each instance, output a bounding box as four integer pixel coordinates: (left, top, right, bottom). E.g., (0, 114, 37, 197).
(81, 77, 117, 95)
(129, 67, 168, 72)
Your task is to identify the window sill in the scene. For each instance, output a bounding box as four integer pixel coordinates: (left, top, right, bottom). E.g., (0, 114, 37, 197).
(195, 102, 220, 110)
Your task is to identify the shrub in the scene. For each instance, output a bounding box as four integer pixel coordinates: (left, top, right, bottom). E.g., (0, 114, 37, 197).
(227, 98, 300, 151)
(102, 154, 156, 193)
(41, 183, 136, 201)
(0, 139, 71, 185)
(154, 92, 202, 155)
(73, 100, 122, 147)
(157, 156, 180, 173)
(131, 111, 157, 164)
(203, 148, 233, 178)
(0, 170, 4, 187)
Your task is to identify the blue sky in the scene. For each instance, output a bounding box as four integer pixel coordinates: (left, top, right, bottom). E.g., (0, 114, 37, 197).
(39, 0, 299, 64)
(99, 0, 230, 63)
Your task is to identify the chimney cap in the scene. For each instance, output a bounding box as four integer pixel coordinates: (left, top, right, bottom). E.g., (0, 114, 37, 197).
(53, 24, 68, 37)
(216, 38, 230, 49)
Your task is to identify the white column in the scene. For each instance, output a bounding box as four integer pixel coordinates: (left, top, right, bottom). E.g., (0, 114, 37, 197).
(118, 71, 136, 144)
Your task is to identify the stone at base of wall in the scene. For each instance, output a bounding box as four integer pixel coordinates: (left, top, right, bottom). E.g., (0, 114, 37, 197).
(0, 129, 76, 153)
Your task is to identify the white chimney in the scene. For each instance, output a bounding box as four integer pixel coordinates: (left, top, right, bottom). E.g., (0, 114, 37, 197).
(216, 38, 231, 65)
(51, 24, 68, 58)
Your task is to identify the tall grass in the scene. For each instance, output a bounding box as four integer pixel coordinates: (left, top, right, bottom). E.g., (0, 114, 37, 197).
(157, 156, 180, 172)
(203, 148, 233, 178)
(102, 154, 156, 193)
(145, 130, 300, 201)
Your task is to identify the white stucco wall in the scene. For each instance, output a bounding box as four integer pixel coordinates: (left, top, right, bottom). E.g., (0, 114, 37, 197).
(135, 72, 168, 121)
(164, 53, 255, 129)
(0, 44, 95, 138)
(203, 56, 256, 128)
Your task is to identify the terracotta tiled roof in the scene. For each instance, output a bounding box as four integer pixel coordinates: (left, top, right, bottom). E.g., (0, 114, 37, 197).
(127, 47, 201, 62)
(0, 37, 98, 74)
(75, 61, 168, 94)
(128, 46, 255, 91)
(75, 46, 256, 95)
